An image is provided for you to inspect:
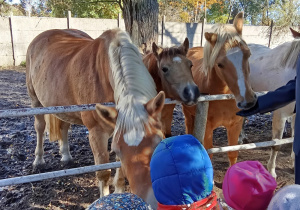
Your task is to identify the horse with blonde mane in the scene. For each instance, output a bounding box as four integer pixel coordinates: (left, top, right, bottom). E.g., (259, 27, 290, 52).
(183, 12, 257, 166)
(143, 38, 200, 137)
(26, 28, 165, 208)
(247, 28, 300, 178)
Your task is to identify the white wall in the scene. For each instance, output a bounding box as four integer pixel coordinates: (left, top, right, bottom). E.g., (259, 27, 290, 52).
(0, 16, 294, 67)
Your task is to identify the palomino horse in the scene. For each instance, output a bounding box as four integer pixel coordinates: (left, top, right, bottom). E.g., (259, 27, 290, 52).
(143, 38, 200, 137)
(247, 28, 300, 178)
(182, 12, 257, 166)
(26, 28, 165, 208)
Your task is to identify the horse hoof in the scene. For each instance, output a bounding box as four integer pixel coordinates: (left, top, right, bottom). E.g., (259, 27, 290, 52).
(61, 159, 74, 168)
(32, 162, 46, 173)
(33, 159, 46, 169)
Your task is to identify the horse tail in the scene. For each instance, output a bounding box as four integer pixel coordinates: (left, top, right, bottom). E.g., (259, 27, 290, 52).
(45, 114, 62, 142)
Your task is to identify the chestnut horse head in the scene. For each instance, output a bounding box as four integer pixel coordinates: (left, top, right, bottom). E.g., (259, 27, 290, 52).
(144, 38, 200, 106)
(203, 12, 257, 109)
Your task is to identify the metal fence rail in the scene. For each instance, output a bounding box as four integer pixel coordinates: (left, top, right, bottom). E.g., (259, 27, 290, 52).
(0, 92, 268, 118)
(0, 137, 293, 187)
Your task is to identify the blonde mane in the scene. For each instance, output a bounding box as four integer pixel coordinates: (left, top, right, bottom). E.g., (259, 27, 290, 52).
(108, 29, 157, 146)
(203, 24, 247, 74)
(281, 39, 300, 69)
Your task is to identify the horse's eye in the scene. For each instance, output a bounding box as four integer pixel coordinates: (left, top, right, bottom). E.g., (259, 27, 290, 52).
(190, 64, 193, 68)
(217, 63, 224, 68)
(162, 67, 169, 73)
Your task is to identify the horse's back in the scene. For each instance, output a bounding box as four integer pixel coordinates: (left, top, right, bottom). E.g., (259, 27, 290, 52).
(249, 43, 296, 92)
(187, 47, 204, 60)
(26, 29, 115, 123)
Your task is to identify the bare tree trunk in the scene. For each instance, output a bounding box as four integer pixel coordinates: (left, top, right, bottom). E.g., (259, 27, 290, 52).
(122, 0, 159, 52)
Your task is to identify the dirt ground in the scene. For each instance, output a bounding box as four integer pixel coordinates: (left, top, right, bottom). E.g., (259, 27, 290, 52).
(0, 67, 295, 210)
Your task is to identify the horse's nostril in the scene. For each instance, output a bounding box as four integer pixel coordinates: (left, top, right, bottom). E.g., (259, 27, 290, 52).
(194, 86, 200, 99)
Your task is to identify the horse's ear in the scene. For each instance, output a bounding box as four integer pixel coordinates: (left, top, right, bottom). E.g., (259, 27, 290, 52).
(179, 37, 189, 55)
(145, 91, 165, 117)
(152, 42, 163, 59)
(205, 32, 218, 46)
(95, 104, 117, 129)
(290, 28, 300, 38)
(233, 12, 244, 35)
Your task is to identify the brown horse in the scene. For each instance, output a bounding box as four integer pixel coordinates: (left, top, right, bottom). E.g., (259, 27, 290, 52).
(26, 28, 165, 208)
(183, 12, 257, 166)
(143, 38, 200, 137)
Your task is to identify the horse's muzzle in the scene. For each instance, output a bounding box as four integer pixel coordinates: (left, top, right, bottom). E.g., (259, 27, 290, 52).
(237, 94, 258, 110)
(183, 85, 200, 105)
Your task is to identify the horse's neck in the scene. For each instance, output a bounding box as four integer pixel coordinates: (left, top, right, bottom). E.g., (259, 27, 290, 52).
(143, 53, 163, 93)
(193, 65, 229, 94)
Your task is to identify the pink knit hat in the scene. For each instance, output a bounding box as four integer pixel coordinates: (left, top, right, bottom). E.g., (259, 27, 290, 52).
(222, 161, 277, 210)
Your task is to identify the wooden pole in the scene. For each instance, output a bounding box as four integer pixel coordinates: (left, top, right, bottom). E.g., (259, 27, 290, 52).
(268, 20, 274, 48)
(0, 137, 293, 187)
(0, 92, 268, 118)
(118, 13, 121, 28)
(67, 11, 71, 29)
(161, 15, 165, 46)
(200, 18, 206, 47)
(9, 13, 15, 66)
(0, 162, 121, 187)
(193, 101, 209, 144)
(207, 138, 293, 154)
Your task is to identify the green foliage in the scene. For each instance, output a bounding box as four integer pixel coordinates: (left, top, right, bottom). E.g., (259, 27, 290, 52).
(206, 1, 229, 23)
(47, 0, 121, 18)
(20, 61, 26, 67)
(0, 0, 25, 16)
(269, 0, 300, 28)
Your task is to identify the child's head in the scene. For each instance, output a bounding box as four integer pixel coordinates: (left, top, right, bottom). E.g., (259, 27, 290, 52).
(222, 161, 277, 210)
(150, 134, 214, 206)
(268, 184, 300, 210)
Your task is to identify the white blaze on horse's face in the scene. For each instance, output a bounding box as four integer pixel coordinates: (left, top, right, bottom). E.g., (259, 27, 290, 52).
(173, 56, 182, 63)
(216, 45, 257, 110)
(227, 47, 246, 98)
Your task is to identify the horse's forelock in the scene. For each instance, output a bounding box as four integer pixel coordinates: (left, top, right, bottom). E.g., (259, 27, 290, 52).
(202, 24, 247, 75)
(158, 47, 184, 60)
(108, 29, 157, 146)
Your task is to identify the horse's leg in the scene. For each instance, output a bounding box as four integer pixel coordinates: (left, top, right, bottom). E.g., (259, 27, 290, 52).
(203, 124, 213, 159)
(113, 156, 125, 193)
(33, 114, 46, 168)
(182, 105, 195, 134)
(58, 121, 73, 165)
(291, 114, 296, 168)
(226, 121, 243, 166)
(238, 118, 247, 144)
(88, 127, 111, 197)
(161, 104, 176, 137)
(268, 110, 285, 178)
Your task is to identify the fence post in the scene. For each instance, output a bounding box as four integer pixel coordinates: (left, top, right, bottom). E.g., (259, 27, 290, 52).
(67, 11, 71, 29)
(9, 13, 15, 66)
(200, 18, 206, 47)
(118, 13, 121, 28)
(268, 20, 273, 48)
(161, 15, 165, 46)
(193, 101, 209, 144)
